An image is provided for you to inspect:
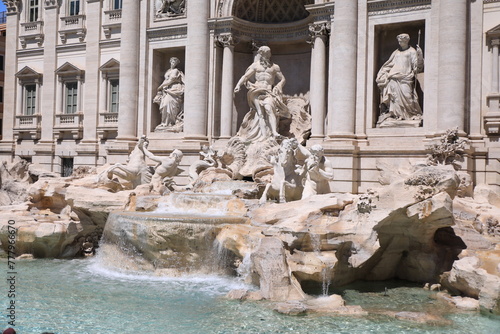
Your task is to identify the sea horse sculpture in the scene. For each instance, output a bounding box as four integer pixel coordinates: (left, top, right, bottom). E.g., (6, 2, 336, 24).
(259, 138, 304, 204)
(98, 136, 151, 189)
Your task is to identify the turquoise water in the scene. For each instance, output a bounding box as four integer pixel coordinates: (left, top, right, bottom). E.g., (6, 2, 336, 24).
(2, 258, 499, 334)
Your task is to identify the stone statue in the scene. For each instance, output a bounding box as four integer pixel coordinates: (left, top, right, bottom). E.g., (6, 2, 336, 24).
(300, 145, 334, 199)
(140, 140, 183, 194)
(376, 33, 423, 127)
(188, 145, 218, 182)
(156, 0, 186, 17)
(234, 46, 288, 141)
(153, 57, 185, 132)
(98, 136, 151, 189)
(259, 138, 304, 204)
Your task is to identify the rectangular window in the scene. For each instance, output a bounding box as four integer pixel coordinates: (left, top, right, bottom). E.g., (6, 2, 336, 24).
(61, 158, 74, 177)
(0, 86, 3, 103)
(109, 79, 119, 113)
(0, 55, 4, 72)
(69, 0, 80, 16)
(25, 84, 37, 115)
(112, 0, 123, 10)
(28, 0, 40, 22)
(65, 82, 78, 114)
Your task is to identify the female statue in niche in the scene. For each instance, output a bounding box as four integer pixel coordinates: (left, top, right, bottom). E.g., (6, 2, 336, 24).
(376, 33, 424, 127)
(153, 57, 185, 132)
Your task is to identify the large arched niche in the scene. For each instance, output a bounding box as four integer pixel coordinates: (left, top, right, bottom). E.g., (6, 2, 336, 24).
(219, 0, 313, 23)
(218, 0, 315, 130)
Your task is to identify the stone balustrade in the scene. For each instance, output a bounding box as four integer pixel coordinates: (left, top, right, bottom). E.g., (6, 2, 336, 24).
(14, 114, 42, 140)
(19, 21, 44, 47)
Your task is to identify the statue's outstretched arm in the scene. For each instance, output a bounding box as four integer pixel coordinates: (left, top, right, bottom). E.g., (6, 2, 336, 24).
(234, 65, 256, 93)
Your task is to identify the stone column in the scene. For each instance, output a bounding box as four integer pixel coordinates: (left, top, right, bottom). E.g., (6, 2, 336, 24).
(308, 23, 328, 139)
(81, 0, 102, 143)
(327, 0, 357, 138)
(117, 0, 140, 140)
(39, 1, 59, 143)
(0, 2, 20, 148)
(217, 34, 235, 139)
(183, 0, 210, 140)
(437, 0, 467, 132)
(492, 39, 500, 94)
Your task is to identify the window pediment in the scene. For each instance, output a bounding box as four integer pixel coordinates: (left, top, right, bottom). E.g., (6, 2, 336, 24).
(487, 24, 500, 46)
(16, 66, 43, 81)
(56, 62, 85, 77)
(100, 58, 120, 72)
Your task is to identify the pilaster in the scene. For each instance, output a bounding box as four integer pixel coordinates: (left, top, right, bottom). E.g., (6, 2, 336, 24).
(184, 0, 210, 140)
(0, 1, 20, 157)
(117, 0, 140, 141)
(436, 0, 467, 133)
(327, 0, 358, 139)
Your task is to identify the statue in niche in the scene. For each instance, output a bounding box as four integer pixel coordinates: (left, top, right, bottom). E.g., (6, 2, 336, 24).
(376, 33, 424, 127)
(300, 144, 334, 199)
(140, 138, 183, 194)
(234, 46, 288, 142)
(153, 57, 185, 132)
(156, 0, 186, 17)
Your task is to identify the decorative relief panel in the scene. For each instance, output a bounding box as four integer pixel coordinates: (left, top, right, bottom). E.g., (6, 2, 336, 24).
(154, 0, 186, 19)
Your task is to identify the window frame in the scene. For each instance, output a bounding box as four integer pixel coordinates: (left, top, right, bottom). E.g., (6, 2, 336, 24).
(24, 84, 37, 116)
(64, 81, 78, 114)
(28, 0, 40, 22)
(109, 79, 119, 113)
(68, 0, 81, 16)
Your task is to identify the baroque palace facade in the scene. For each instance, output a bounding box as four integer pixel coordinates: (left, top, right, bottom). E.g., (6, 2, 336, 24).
(1, 0, 500, 192)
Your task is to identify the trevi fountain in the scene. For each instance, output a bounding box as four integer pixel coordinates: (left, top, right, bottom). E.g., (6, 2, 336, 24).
(1, 5, 500, 332)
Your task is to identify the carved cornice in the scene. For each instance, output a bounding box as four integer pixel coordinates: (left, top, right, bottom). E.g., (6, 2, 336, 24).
(210, 16, 313, 44)
(3, 0, 21, 14)
(484, 0, 500, 3)
(147, 25, 187, 41)
(305, 3, 334, 22)
(367, 0, 431, 16)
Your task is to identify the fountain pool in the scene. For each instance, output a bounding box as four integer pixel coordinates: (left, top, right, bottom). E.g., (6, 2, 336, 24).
(3, 258, 499, 334)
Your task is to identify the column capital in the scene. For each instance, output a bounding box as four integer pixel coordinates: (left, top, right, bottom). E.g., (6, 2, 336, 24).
(215, 34, 237, 48)
(307, 22, 329, 45)
(3, 0, 21, 14)
(492, 39, 500, 47)
(44, 0, 60, 9)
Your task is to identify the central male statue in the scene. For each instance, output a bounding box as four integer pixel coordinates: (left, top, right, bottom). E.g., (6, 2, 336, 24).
(234, 46, 287, 141)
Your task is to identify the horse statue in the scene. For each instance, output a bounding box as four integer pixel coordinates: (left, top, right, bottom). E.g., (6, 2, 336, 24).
(98, 136, 151, 190)
(259, 138, 304, 204)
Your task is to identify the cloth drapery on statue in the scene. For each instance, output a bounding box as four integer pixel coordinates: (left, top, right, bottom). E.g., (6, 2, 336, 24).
(376, 33, 423, 123)
(237, 84, 288, 142)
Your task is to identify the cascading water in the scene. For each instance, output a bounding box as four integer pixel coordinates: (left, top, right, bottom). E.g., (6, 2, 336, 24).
(97, 192, 247, 276)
